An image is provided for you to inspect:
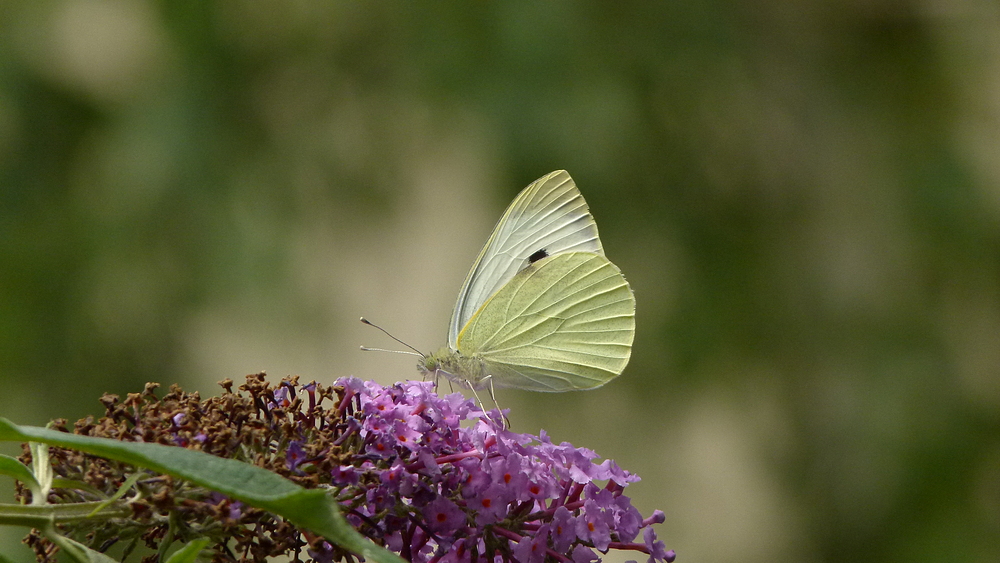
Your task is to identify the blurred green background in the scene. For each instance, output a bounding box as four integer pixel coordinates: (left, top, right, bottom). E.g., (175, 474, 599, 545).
(2, 1, 999, 562)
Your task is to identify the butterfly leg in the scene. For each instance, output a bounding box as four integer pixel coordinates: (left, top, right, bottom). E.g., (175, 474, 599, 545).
(464, 383, 488, 418)
(469, 375, 510, 430)
(461, 380, 503, 429)
(487, 375, 510, 430)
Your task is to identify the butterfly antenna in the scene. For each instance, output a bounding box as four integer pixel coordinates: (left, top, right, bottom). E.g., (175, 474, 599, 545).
(359, 346, 423, 357)
(359, 317, 425, 357)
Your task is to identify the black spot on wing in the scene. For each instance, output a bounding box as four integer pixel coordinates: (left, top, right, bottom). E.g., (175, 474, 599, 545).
(527, 249, 548, 264)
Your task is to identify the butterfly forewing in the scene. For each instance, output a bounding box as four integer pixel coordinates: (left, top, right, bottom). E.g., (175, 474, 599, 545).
(456, 252, 635, 392)
(447, 171, 605, 349)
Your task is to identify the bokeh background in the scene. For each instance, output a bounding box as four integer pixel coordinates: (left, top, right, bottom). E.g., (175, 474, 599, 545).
(2, 2, 1000, 561)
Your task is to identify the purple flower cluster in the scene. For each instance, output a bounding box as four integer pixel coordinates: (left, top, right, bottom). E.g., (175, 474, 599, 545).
(315, 377, 675, 563)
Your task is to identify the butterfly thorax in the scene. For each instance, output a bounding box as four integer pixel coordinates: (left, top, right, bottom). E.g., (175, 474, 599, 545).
(419, 347, 490, 389)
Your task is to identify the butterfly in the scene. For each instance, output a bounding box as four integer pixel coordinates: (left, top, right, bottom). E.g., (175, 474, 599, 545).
(418, 170, 635, 392)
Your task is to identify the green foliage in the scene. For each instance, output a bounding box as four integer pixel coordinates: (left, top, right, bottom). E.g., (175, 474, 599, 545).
(45, 534, 119, 563)
(163, 539, 210, 563)
(0, 419, 404, 563)
(0, 455, 39, 496)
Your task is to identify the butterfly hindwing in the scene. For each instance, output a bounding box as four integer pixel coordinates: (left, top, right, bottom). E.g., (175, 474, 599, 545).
(456, 252, 635, 392)
(447, 171, 605, 349)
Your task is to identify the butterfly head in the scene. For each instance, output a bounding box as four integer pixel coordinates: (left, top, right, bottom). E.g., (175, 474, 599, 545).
(417, 349, 443, 376)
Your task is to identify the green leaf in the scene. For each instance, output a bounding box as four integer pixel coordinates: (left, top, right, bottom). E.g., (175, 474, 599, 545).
(87, 471, 142, 517)
(0, 453, 40, 495)
(46, 529, 120, 563)
(0, 418, 405, 563)
(165, 538, 210, 563)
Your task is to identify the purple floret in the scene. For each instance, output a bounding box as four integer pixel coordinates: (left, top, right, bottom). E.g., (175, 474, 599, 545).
(317, 376, 674, 563)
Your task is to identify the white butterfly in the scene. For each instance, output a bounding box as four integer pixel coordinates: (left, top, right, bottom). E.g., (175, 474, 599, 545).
(420, 170, 635, 392)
